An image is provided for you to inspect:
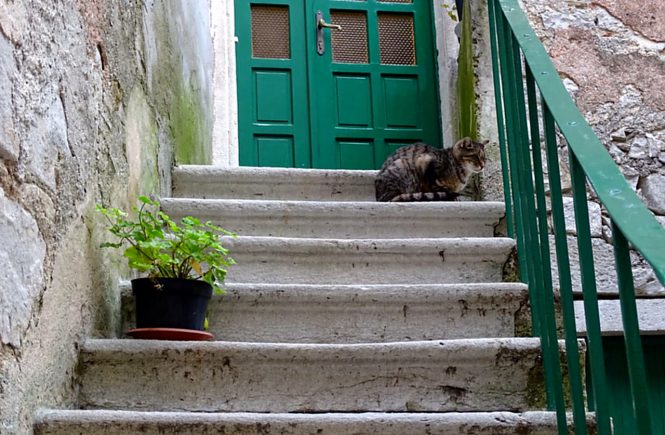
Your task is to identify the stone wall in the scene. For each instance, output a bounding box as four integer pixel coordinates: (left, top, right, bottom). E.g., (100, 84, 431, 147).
(0, 0, 213, 432)
(476, 0, 664, 294)
(524, 0, 665, 295)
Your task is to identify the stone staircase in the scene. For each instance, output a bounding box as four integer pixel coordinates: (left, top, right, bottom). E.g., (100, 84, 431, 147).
(34, 166, 580, 434)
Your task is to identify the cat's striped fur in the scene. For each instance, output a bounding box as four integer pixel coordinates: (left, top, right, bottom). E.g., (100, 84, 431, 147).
(375, 138, 487, 202)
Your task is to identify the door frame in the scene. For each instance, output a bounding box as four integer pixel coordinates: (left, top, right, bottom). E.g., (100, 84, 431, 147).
(211, 1, 460, 166)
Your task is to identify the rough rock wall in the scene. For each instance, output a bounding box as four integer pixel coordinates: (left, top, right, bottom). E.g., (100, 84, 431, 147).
(0, 0, 212, 432)
(476, 0, 664, 294)
(524, 0, 664, 201)
(522, 0, 665, 294)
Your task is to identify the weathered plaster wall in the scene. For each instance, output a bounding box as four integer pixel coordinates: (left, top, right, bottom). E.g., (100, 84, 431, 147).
(0, 0, 213, 433)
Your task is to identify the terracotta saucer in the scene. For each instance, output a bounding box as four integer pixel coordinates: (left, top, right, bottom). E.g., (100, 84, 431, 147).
(127, 328, 214, 341)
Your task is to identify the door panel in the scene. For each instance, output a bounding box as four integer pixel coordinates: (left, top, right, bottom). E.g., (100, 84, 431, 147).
(335, 75, 372, 127)
(235, 0, 440, 169)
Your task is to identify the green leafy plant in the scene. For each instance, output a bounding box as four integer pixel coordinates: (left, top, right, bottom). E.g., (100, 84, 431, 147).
(96, 195, 235, 294)
(442, 2, 458, 21)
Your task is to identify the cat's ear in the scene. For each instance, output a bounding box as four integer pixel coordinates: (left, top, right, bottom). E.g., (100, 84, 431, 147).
(456, 137, 471, 149)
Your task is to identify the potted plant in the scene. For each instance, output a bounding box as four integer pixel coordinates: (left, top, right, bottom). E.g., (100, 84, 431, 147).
(96, 195, 235, 340)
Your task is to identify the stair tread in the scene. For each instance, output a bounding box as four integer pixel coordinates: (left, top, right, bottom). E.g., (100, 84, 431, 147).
(85, 336, 542, 351)
(173, 165, 378, 201)
(223, 236, 514, 285)
(174, 165, 378, 178)
(575, 298, 665, 335)
(221, 281, 529, 298)
(161, 198, 503, 238)
(35, 409, 589, 435)
(122, 282, 530, 342)
(225, 235, 515, 250)
(161, 197, 505, 212)
(122, 281, 529, 295)
(78, 338, 549, 413)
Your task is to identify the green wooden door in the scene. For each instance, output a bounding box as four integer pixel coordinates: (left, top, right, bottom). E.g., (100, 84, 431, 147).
(235, 1, 312, 167)
(235, 0, 441, 169)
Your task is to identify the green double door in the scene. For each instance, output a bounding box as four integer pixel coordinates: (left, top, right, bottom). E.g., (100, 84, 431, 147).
(235, 0, 441, 169)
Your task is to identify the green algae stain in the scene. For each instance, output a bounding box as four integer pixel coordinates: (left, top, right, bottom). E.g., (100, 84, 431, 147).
(170, 84, 211, 165)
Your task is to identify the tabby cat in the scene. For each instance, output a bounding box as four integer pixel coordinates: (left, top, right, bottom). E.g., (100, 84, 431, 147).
(375, 137, 487, 202)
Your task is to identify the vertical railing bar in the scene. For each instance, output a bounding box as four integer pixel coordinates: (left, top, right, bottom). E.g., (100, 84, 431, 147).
(498, 14, 564, 414)
(540, 104, 581, 433)
(495, 11, 529, 287)
(612, 221, 654, 434)
(487, 0, 514, 238)
(568, 150, 613, 435)
(497, 14, 528, 286)
(496, 7, 565, 424)
(509, 39, 566, 432)
(526, 66, 588, 434)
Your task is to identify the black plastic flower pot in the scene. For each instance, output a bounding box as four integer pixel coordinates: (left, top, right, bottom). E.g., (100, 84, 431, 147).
(131, 278, 212, 331)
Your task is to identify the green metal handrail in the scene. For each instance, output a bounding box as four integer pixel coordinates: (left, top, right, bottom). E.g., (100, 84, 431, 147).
(487, 0, 665, 433)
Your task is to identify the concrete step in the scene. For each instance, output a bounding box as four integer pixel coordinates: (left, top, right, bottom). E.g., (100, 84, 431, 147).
(78, 338, 548, 413)
(172, 165, 376, 201)
(34, 410, 594, 435)
(575, 298, 665, 336)
(121, 282, 530, 342)
(224, 236, 515, 285)
(160, 198, 504, 238)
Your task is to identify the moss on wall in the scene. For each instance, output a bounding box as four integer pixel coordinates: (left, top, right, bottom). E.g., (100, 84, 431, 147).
(0, 1, 213, 431)
(171, 83, 211, 165)
(126, 86, 160, 201)
(144, 0, 213, 168)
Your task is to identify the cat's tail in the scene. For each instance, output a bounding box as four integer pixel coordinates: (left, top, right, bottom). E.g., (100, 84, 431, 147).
(389, 192, 459, 202)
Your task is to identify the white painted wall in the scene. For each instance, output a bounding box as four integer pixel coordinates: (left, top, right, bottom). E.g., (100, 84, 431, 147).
(211, 0, 239, 166)
(435, 1, 461, 149)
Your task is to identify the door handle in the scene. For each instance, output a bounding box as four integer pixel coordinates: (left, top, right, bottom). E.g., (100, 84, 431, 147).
(316, 10, 341, 55)
(318, 18, 342, 31)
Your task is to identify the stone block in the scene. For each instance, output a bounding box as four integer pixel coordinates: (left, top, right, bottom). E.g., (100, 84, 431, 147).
(0, 32, 18, 162)
(560, 197, 603, 237)
(0, 0, 27, 45)
(641, 174, 665, 215)
(0, 187, 46, 346)
(550, 235, 664, 296)
(575, 299, 665, 336)
(23, 97, 70, 190)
